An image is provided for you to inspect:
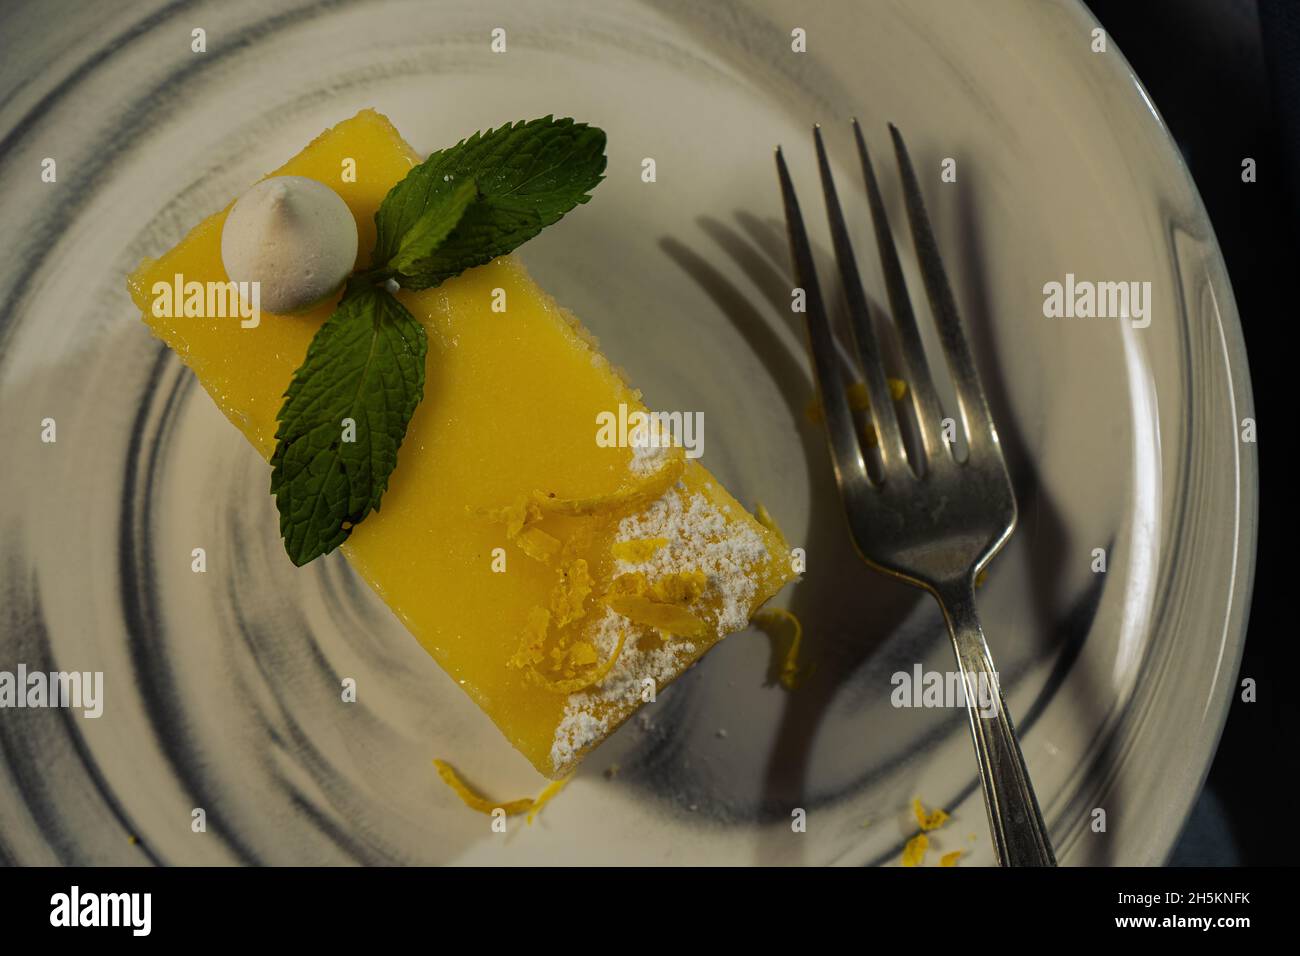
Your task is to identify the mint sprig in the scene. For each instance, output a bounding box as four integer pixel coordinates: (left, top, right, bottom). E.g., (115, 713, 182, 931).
(270, 116, 605, 564)
(372, 116, 606, 289)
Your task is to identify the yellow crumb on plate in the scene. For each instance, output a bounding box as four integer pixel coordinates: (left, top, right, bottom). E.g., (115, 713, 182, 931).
(526, 775, 572, 825)
(433, 759, 535, 816)
(805, 378, 909, 424)
(912, 797, 950, 832)
(434, 758, 574, 823)
(940, 850, 963, 867)
(752, 607, 805, 690)
(845, 381, 871, 411)
(901, 833, 929, 867)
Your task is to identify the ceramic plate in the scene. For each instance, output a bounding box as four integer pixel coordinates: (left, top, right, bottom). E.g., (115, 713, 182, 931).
(0, 0, 1255, 864)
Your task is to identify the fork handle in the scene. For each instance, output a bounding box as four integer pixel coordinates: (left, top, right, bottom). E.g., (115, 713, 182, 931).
(937, 579, 1056, 867)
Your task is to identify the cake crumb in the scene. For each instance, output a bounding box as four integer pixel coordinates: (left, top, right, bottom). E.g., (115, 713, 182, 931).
(433, 759, 533, 816)
(752, 607, 805, 690)
(912, 798, 950, 832)
(901, 833, 928, 867)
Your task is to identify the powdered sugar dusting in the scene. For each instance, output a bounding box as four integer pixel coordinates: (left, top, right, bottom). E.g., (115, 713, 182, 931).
(628, 419, 677, 476)
(617, 485, 768, 634)
(548, 481, 771, 773)
(549, 607, 697, 771)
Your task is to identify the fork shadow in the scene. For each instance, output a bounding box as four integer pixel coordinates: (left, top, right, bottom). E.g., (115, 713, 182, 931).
(950, 156, 1110, 862)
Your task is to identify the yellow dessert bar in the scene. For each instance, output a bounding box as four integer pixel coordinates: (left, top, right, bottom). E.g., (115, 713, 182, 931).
(127, 110, 795, 778)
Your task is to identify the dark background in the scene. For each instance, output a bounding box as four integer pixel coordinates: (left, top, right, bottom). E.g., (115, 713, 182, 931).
(1084, 0, 1293, 865)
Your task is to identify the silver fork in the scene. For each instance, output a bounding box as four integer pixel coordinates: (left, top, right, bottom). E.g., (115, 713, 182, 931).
(776, 121, 1055, 867)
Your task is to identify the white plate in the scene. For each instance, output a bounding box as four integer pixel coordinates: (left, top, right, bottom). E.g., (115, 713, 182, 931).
(0, 0, 1256, 865)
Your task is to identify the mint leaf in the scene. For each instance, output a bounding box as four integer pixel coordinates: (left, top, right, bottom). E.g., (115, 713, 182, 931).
(269, 284, 427, 566)
(373, 116, 605, 289)
(388, 176, 478, 276)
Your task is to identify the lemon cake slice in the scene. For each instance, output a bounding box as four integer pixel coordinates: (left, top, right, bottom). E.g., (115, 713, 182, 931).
(127, 109, 795, 778)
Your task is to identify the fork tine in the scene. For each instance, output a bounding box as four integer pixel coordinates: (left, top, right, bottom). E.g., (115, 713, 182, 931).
(775, 146, 868, 494)
(852, 119, 948, 465)
(888, 124, 1001, 459)
(811, 126, 908, 473)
